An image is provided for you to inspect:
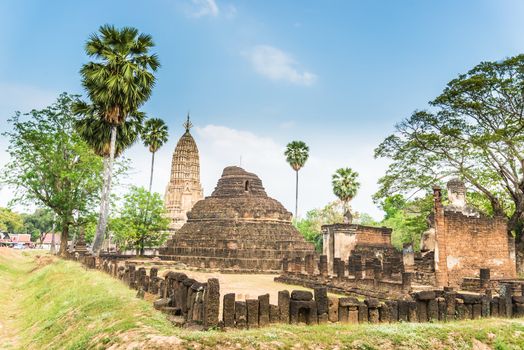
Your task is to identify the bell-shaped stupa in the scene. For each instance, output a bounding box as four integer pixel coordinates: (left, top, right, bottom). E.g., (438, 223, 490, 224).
(160, 166, 316, 272)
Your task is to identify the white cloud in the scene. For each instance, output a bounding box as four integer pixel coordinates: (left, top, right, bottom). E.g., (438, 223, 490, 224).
(188, 0, 220, 18)
(244, 45, 317, 86)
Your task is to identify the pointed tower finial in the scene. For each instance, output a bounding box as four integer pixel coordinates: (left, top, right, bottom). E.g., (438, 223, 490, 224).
(183, 112, 193, 132)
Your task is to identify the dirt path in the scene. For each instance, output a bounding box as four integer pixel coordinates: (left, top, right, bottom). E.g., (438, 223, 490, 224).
(0, 248, 26, 349)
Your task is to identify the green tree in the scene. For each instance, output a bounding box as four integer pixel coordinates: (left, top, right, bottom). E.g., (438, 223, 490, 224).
(294, 200, 345, 251)
(110, 186, 168, 254)
(74, 101, 145, 159)
(284, 140, 309, 218)
(1, 93, 104, 255)
(141, 118, 169, 192)
(0, 207, 24, 233)
(379, 194, 433, 250)
(375, 55, 524, 246)
(21, 208, 55, 242)
(332, 167, 360, 221)
(78, 25, 160, 254)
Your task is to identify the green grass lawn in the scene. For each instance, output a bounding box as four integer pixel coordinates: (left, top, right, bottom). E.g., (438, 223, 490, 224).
(1, 249, 524, 350)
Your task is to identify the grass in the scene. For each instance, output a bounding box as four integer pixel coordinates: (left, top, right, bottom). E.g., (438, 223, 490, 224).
(1, 250, 524, 349)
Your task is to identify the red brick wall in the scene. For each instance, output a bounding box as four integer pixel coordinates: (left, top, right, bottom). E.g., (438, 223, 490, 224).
(437, 211, 516, 287)
(355, 226, 392, 246)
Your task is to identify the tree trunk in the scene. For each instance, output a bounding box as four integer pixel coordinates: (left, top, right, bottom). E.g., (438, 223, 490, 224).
(59, 218, 69, 256)
(295, 170, 299, 218)
(92, 125, 117, 254)
(148, 151, 155, 193)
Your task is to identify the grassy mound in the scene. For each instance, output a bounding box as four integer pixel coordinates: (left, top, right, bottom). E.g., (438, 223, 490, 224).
(1, 249, 524, 349)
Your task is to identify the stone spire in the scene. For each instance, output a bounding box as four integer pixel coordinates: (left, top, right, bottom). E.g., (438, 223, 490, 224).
(164, 115, 204, 230)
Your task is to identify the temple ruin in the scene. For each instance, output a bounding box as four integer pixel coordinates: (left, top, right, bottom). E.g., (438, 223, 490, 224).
(164, 116, 204, 230)
(278, 179, 517, 297)
(159, 166, 316, 272)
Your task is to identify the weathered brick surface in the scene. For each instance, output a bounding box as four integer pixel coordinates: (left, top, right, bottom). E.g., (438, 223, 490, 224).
(159, 166, 316, 272)
(432, 183, 516, 288)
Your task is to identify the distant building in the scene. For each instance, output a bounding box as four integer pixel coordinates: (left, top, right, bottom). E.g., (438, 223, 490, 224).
(164, 115, 204, 230)
(40, 233, 60, 250)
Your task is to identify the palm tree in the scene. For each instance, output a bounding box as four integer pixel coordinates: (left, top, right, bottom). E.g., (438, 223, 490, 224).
(284, 141, 309, 218)
(79, 25, 160, 254)
(332, 167, 360, 223)
(74, 101, 145, 159)
(141, 118, 169, 192)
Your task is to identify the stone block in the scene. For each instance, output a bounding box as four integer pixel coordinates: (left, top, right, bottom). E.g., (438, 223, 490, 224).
(464, 303, 473, 320)
(278, 290, 290, 323)
(379, 304, 390, 323)
(514, 303, 524, 317)
(437, 298, 447, 321)
(416, 291, 436, 301)
(444, 290, 456, 319)
(338, 304, 349, 322)
(472, 303, 482, 319)
(348, 306, 359, 323)
(368, 307, 379, 324)
(456, 299, 465, 320)
(358, 303, 368, 323)
(408, 301, 418, 322)
(290, 300, 317, 325)
(499, 283, 513, 318)
(291, 290, 313, 301)
(427, 299, 438, 321)
(481, 295, 490, 318)
(319, 255, 328, 276)
(234, 301, 247, 329)
(222, 293, 235, 328)
(365, 298, 380, 308)
(314, 287, 329, 315)
(417, 300, 428, 322)
(398, 300, 409, 322)
(258, 294, 270, 327)
(386, 300, 398, 322)
(318, 313, 329, 324)
(246, 299, 259, 329)
(203, 278, 220, 329)
(490, 297, 499, 317)
(154, 298, 170, 310)
(269, 304, 279, 323)
(328, 296, 339, 322)
(339, 297, 359, 307)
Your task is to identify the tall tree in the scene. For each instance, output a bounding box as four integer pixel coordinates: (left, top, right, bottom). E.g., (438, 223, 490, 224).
(285, 141, 309, 218)
(79, 25, 160, 254)
(110, 186, 169, 255)
(141, 118, 169, 192)
(1, 93, 103, 255)
(374, 55, 524, 246)
(331, 167, 360, 222)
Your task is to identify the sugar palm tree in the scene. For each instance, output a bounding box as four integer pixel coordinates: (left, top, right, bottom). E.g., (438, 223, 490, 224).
(74, 101, 145, 159)
(332, 167, 360, 223)
(285, 141, 309, 218)
(79, 25, 160, 254)
(141, 118, 169, 192)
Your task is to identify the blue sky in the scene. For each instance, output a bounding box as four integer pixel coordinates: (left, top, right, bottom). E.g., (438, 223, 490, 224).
(1, 0, 524, 218)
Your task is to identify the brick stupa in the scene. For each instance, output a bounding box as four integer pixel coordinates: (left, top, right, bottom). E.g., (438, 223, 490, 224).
(159, 166, 316, 272)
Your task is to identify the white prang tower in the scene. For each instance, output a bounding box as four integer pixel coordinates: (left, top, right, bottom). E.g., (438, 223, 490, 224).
(164, 115, 204, 230)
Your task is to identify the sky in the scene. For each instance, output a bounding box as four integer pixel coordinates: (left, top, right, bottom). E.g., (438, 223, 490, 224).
(1, 0, 524, 219)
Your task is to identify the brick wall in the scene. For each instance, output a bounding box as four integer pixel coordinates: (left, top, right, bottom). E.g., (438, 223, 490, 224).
(433, 186, 516, 287)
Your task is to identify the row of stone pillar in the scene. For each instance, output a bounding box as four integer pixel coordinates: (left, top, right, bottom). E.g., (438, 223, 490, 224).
(283, 254, 399, 281)
(83, 257, 524, 330)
